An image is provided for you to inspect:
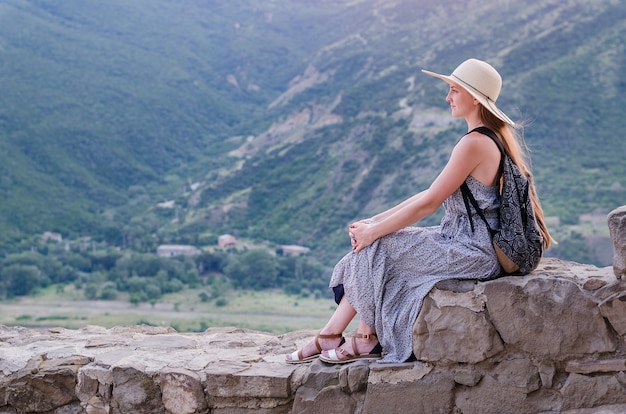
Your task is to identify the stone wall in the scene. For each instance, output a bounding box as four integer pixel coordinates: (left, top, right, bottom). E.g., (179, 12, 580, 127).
(1, 258, 626, 414)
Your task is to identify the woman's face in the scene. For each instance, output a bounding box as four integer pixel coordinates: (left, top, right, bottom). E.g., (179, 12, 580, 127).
(446, 81, 477, 119)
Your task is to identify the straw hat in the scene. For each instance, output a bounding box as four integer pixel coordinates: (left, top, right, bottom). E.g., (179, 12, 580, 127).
(422, 58, 515, 127)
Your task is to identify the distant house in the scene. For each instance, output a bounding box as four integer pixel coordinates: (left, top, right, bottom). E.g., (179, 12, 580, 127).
(156, 245, 201, 258)
(280, 245, 310, 256)
(42, 232, 63, 242)
(157, 200, 175, 209)
(218, 234, 237, 248)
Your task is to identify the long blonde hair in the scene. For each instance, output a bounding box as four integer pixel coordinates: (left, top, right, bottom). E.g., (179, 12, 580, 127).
(479, 106, 552, 249)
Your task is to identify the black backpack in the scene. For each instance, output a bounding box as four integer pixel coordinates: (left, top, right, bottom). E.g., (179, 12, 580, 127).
(460, 127, 544, 275)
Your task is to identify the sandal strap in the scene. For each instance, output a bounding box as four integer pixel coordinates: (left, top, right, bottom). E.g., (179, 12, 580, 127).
(352, 333, 377, 357)
(327, 348, 350, 361)
(314, 333, 343, 353)
(336, 346, 354, 359)
(317, 333, 344, 339)
(351, 336, 361, 357)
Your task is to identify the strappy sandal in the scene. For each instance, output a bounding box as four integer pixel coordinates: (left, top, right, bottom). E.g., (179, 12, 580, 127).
(286, 333, 344, 364)
(319, 333, 382, 364)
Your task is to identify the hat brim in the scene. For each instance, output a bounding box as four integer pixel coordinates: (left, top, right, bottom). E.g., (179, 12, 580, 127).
(421, 69, 515, 128)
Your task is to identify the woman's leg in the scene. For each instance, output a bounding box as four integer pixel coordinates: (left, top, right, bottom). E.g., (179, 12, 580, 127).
(320, 295, 357, 335)
(320, 320, 380, 363)
(285, 296, 357, 362)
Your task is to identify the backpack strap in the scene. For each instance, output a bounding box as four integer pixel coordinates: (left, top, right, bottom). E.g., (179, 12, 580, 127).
(460, 182, 495, 235)
(460, 127, 505, 235)
(471, 126, 506, 173)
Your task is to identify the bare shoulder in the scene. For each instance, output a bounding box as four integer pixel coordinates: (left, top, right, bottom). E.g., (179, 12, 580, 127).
(458, 130, 500, 154)
(452, 131, 502, 181)
(454, 131, 492, 153)
(462, 130, 496, 144)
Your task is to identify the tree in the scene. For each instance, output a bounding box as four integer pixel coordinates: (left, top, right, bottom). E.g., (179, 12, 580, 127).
(224, 248, 279, 290)
(196, 251, 227, 274)
(84, 283, 99, 300)
(99, 282, 119, 300)
(1, 264, 46, 297)
(116, 253, 162, 278)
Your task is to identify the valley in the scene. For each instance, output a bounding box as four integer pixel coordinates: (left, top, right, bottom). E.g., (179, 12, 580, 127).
(0, 285, 349, 334)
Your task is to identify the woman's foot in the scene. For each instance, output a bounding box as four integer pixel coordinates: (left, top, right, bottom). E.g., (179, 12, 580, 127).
(319, 333, 382, 364)
(285, 333, 344, 364)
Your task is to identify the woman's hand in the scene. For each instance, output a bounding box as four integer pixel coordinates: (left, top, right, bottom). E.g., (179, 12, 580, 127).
(348, 221, 378, 253)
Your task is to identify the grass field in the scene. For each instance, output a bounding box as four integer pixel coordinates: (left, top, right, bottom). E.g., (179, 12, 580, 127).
(0, 285, 356, 334)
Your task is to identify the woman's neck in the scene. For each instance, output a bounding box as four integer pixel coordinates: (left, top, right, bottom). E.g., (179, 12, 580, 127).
(466, 121, 484, 131)
(465, 112, 484, 131)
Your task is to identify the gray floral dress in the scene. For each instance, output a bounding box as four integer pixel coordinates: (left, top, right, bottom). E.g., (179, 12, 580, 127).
(329, 176, 502, 363)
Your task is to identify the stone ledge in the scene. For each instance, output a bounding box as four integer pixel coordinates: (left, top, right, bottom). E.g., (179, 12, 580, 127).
(0, 258, 625, 413)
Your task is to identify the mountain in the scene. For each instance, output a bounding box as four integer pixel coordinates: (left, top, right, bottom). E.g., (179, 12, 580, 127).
(0, 0, 311, 240)
(0, 0, 624, 266)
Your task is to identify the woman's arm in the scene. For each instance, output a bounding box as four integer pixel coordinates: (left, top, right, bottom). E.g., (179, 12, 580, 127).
(369, 190, 427, 222)
(350, 133, 495, 252)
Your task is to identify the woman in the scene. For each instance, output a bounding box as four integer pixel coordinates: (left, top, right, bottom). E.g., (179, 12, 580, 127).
(285, 58, 551, 364)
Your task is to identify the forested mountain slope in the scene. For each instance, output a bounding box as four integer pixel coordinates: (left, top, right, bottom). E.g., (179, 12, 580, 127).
(0, 0, 624, 266)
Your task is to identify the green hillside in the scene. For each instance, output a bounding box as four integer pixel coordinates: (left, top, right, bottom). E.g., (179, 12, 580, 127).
(0, 0, 325, 240)
(0, 0, 624, 267)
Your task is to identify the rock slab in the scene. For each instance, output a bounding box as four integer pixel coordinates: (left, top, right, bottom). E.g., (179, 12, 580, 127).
(608, 205, 626, 279)
(1, 258, 626, 413)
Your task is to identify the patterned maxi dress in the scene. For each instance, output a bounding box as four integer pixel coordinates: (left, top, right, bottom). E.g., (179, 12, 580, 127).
(329, 176, 502, 363)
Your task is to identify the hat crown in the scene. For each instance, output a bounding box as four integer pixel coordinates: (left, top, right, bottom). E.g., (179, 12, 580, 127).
(452, 59, 502, 102)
